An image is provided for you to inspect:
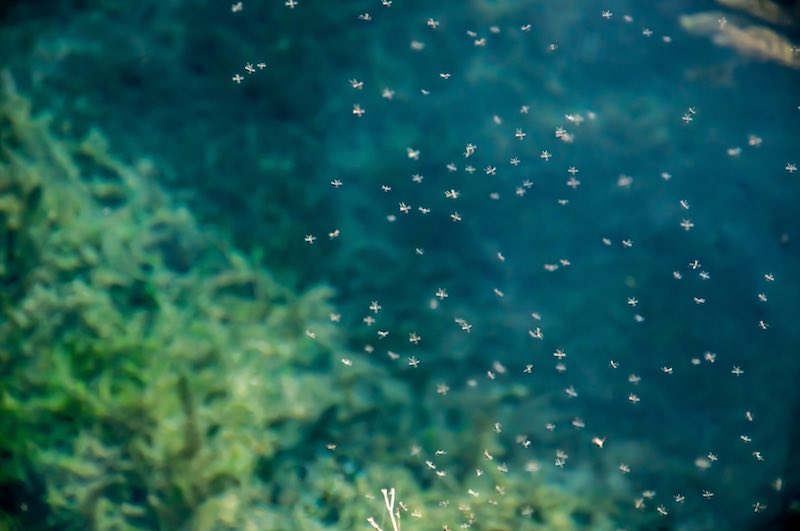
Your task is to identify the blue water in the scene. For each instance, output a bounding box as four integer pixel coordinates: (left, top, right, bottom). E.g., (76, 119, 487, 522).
(1, 0, 799, 530)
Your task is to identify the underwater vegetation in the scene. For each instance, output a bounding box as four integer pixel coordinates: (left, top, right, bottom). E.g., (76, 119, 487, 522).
(1, 0, 800, 530)
(0, 72, 627, 531)
(0, 73, 626, 530)
(0, 72, 359, 529)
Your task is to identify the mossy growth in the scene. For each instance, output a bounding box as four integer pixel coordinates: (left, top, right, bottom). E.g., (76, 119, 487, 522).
(0, 70, 389, 530)
(0, 70, 638, 530)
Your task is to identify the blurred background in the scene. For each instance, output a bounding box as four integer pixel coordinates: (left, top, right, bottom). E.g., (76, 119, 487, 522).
(1, 0, 799, 529)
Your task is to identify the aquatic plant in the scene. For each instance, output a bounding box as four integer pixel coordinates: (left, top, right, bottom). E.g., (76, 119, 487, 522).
(0, 73, 368, 530)
(2, 0, 799, 529)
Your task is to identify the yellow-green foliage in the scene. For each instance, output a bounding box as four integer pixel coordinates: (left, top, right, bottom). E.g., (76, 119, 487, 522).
(0, 72, 372, 530)
(0, 72, 634, 531)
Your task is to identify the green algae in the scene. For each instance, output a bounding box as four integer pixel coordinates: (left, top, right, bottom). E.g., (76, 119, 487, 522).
(0, 71, 360, 530)
(0, 70, 636, 530)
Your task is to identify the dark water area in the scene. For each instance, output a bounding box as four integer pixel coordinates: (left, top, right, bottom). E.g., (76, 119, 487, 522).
(1, 1, 799, 530)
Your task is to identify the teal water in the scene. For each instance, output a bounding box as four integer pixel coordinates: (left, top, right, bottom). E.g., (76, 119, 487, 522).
(1, 1, 799, 530)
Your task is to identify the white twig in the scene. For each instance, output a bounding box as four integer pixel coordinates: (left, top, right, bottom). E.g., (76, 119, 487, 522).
(380, 488, 400, 531)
